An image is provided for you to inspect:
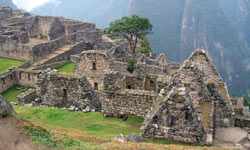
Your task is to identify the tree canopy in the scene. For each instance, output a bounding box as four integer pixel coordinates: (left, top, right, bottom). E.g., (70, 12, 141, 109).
(104, 15, 153, 56)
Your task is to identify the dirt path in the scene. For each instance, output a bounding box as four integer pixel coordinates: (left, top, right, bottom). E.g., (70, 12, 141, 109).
(0, 116, 46, 150)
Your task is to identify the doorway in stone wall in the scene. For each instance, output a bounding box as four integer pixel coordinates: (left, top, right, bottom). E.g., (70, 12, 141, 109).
(201, 101, 212, 134)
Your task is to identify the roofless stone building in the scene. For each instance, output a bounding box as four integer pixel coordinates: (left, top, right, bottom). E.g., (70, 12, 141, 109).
(141, 50, 234, 145)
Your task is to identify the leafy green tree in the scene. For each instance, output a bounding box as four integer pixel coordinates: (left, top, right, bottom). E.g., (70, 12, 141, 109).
(127, 59, 137, 73)
(138, 40, 153, 54)
(104, 15, 153, 57)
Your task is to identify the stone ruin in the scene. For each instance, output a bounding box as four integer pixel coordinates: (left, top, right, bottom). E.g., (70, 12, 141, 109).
(0, 6, 250, 146)
(36, 71, 101, 112)
(140, 50, 234, 145)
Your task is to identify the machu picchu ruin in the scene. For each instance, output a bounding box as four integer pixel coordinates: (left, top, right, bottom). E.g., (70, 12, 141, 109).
(1, 4, 250, 150)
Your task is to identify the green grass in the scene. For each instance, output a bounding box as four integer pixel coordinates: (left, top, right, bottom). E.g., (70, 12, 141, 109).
(1, 85, 25, 103)
(56, 62, 76, 73)
(14, 106, 220, 150)
(23, 125, 84, 149)
(0, 58, 24, 73)
(14, 106, 144, 140)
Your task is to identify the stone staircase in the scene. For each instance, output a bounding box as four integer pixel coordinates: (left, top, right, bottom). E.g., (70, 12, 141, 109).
(28, 44, 73, 70)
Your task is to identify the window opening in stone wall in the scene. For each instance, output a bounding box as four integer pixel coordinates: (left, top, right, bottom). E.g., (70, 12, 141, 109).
(2, 79, 5, 85)
(93, 62, 97, 70)
(150, 80, 155, 89)
(185, 112, 192, 121)
(94, 82, 98, 90)
(19, 73, 22, 79)
(127, 85, 132, 89)
(10, 74, 13, 80)
(63, 89, 67, 97)
(28, 74, 31, 80)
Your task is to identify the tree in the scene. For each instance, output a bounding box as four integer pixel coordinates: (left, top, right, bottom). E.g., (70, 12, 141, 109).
(104, 15, 153, 57)
(127, 59, 137, 73)
(138, 40, 152, 54)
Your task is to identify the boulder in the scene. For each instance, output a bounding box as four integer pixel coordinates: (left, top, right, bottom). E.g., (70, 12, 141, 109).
(0, 95, 16, 117)
(215, 128, 248, 143)
(127, 133, 147, 143)
(113, 134, 127, 142)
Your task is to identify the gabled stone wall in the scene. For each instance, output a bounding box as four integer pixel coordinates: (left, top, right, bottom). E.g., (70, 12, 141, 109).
(141, 50, 234, 145)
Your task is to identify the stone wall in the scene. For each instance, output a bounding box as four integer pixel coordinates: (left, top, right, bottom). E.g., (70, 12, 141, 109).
(41, 42, 92, 65)
(141, 50, 234, 145)
(30, 16, 65, 41)
(102, 72, 163, 118)
(102, 90, 157, 118)
(235, 117, 250, 129)
(76, 31, 103, 43)
(74, 50, 115, 91)
(65, 22, 95, 33)
(0, 68, 16, 93)
(17, 88, 37, 105)
(36, 71, 101, 111)
(15, 68, 42, 88)
(30, 36, 66, 62)
(0, 7, 12, 20)
(33, 61, 69, 70)
(0, 35, 32, 60)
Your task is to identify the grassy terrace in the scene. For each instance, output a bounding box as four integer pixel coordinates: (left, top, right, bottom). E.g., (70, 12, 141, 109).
(0, 58, 24, 73)
(1, 85, 24, 103)
(56, 62, 76, 73)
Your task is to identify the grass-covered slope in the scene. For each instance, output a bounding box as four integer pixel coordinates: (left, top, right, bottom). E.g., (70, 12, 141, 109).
(14, 106, 224, 150)
(0, 58, 24, 73)
(14, 106, 143, 140)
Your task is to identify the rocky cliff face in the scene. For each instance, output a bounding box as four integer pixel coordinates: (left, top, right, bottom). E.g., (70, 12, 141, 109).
(129, 0, 250, 95)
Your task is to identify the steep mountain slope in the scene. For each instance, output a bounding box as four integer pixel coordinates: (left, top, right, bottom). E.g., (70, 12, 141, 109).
(0, 0, 17, 9)
(129, 0, 250, 95)
(219, 0, 250, 53)
(31, 0, 132, 28)
(128, 0, 186, 62)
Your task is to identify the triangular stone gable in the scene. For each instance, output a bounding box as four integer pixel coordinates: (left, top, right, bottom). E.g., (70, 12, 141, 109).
(157, 53, 169, 65)
(187, 49, 234, 113)
(141, 50, 234, 145)
(141, 61, 212, 145)
(48, 17, 65, 40)
(187, 49, 222, 83)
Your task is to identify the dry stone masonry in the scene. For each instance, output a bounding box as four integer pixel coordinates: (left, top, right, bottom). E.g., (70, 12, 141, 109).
(1, 7, 250, 146)
(36, 71, 101, 112)
(141, 50, 234, 145)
